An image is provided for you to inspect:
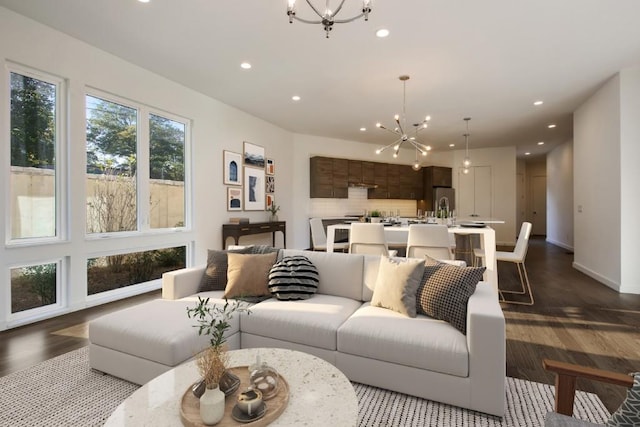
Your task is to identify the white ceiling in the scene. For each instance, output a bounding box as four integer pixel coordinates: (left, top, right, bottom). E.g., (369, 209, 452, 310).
(2, 0, 640, 158)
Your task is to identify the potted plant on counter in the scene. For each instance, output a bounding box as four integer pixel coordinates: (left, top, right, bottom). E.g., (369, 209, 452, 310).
(369, 209, 382, 223)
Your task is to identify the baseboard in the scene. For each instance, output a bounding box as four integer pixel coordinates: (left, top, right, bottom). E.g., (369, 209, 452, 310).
(572, 262, 620, 292)
(545, 238, 573, 252)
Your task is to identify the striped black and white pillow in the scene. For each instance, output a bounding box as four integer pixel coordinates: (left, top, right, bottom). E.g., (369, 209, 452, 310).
(268, 256, 319, 301)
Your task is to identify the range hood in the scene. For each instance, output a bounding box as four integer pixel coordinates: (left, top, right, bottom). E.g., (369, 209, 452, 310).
(349, 182, 378, 189)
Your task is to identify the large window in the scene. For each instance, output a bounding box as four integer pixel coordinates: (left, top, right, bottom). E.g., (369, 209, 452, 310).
(9, 70, 60, 241)
(85, 95, 138, 234)
(85, 94, 188, 234)
(149, 114, 185, 229)
(11, 262, 59, 314)
(87, 246, 186, 295)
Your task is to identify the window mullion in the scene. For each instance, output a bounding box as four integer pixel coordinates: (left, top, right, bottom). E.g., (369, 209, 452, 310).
(138, 107, 150, 231)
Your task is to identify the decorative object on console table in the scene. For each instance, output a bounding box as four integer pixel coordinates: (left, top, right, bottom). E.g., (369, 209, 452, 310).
(227, 187, 243, 211)
(222, 221, 286, 249)
(244, 167, 266, 211)
(228, 217, 250, 225)
(186, 297, 251, 425)
(267, 199, 280, 222)
(223, 150, 242, 186)
(243, 141, 265, 168)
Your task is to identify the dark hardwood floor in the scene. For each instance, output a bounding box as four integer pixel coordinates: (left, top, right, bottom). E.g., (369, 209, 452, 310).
(1, 237, 638, 413)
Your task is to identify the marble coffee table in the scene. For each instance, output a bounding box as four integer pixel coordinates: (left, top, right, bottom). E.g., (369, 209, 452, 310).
(104, 347, 358, 426)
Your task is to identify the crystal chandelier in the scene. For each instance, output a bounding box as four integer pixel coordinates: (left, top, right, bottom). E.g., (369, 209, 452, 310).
(462, 117, 472, 174)
(287, 0, 372, 38)
(375, 75, 431, 170)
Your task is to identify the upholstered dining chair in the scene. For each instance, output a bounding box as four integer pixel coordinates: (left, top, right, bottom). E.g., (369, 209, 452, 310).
(348, 223, 397, 257)
(406, 224, 453, 261)
(543, 358, 638, 426)
(474, 221, 533, 305)
(309, 218, 348, 252)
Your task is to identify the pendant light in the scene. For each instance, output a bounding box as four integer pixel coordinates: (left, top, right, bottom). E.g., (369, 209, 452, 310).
(462, 117, 471, 174)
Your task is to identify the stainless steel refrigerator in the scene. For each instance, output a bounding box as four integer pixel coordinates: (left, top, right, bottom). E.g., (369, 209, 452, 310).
(434, 187, 455, 212)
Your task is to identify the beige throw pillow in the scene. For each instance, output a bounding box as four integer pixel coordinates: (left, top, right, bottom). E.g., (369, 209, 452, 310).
(224, 252, 278, 299)
(371, 256, 425, 317)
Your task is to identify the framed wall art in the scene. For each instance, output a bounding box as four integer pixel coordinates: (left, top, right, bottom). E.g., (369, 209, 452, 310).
(243, 141, 265, 169)
(244, 167, 266, 211)
(223, 150, 242, 185)
(266, 193, 274, 211)
(266, 158, 275, 175)
(265, 175, 275, 193)
(227, 187, 243, 211)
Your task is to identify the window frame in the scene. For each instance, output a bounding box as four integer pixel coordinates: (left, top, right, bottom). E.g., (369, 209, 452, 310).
(7, 258, 65, 324)
(84, 88, 191, 239)
(5, 63, 67, 247)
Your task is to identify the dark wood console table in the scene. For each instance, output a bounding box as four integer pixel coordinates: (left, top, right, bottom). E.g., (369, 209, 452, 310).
(222, 221, 286, 249)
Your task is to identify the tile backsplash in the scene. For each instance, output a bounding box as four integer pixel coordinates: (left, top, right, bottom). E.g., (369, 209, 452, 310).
(309, 187, 418, 218)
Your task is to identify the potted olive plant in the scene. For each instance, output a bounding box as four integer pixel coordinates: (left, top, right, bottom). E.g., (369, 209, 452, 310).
(187, 297, 250, 424)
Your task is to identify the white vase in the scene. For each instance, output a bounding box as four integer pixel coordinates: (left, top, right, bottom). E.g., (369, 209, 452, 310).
(200, 384, 225, 425)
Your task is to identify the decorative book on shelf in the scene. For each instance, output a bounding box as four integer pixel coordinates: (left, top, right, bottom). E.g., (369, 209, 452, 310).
(228, 218, 250, 224)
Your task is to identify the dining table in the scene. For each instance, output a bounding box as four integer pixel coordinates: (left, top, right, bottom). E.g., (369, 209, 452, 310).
(326, 223, 499, 292)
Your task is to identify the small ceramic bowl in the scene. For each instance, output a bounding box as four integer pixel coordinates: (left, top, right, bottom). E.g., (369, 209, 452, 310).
(236, 389, 263, 416)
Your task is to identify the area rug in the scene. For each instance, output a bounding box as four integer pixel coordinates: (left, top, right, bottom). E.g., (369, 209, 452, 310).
(0, 347, 610, 427)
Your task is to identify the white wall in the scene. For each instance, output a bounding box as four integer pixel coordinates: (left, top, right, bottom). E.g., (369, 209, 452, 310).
(573, 74, 621, 290)
(546, 141, 574, 250)
(0, 7, 293, 328)
(619, 67, 640, 293)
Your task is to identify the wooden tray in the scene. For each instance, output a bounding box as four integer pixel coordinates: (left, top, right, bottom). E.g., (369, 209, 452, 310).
(180, 366, 290, 426)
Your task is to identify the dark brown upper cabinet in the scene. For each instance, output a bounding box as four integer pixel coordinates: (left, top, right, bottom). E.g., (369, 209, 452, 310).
(310, 156, 349, 198)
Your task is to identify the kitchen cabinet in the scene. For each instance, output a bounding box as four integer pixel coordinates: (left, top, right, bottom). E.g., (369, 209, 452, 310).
(399, 165, 423, 199)
(348, 160, 376, 187)
(310, 156, 349, 198)
(348, 160, 362, 186)
(424, 166, 453, 188)
(368, 162, 388, 199)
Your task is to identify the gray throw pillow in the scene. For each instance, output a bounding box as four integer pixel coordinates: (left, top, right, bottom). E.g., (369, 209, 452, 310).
(416, 255, 485, 334)
(268, 256, 319, 301)
(371, 256, 425, 317)
(607, 372, 640, 427)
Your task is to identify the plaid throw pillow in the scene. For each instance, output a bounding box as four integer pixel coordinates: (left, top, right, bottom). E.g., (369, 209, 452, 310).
(416, 256, 485, 335)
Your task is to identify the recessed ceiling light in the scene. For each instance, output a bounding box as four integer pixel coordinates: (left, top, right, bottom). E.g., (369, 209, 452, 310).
(292, 95, 301, 101)
(375, 28, 390, 38)
(537, 141, 545, 145)
(449, 144, 455, 148)
(525, 152, 531, 156)
(138, 0, 150, 3)
(360, 127, 366, 132)
(548, 124, 556, 128)
(533, 100, 543, 106)
(240, 62, 251, 69)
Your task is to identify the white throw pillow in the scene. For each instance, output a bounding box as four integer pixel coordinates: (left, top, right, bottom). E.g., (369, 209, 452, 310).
(371, 256, 425, 317)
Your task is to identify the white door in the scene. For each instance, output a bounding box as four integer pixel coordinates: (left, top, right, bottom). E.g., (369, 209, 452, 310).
(531, 175, 547, 235)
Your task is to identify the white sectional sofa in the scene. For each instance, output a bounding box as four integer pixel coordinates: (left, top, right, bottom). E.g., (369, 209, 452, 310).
(89, 248, 506, 416)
